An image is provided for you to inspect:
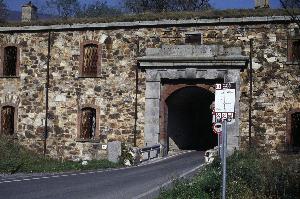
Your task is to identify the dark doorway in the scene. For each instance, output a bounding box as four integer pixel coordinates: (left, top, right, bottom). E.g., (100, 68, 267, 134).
(166, 86, 217, 151)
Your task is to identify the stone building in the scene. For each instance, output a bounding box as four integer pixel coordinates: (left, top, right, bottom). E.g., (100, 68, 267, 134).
(0, 2, 299, 160)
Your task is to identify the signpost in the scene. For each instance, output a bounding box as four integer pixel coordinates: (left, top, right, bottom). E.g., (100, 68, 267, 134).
(213, 83, 236, 199)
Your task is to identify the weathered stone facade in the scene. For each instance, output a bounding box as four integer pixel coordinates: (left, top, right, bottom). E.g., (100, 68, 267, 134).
(0, 16, 299, 160)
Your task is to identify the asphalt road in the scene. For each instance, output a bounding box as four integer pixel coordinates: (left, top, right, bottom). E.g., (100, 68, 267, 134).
(0, 151, 205, 199)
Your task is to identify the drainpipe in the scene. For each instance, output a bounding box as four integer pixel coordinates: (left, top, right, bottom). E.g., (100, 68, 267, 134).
(133, 38, 140, 147)
(249, 39, 253, 148)
(44, 31, 51, 156)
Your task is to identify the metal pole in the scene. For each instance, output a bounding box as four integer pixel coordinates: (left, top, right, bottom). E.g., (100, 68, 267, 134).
(133, 38, 140, 147)
(44, 31, 51, 157)
(222, 120, 227, 199)
(249, 39, 253, 148)
(218, 133, 220, 156)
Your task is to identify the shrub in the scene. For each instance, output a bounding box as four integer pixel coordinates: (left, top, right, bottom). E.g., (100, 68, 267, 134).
(0, 136, 119, 173)
(158, 150, 300, 199)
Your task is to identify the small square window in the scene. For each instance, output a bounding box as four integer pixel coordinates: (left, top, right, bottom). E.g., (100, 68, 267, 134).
(185, 33, 202, 44)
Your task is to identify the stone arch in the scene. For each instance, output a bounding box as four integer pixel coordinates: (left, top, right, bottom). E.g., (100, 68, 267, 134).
(160, 84, 216, 152)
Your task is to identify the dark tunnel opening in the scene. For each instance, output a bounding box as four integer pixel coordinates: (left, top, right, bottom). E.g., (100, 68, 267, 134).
(166, 86, 217, 151)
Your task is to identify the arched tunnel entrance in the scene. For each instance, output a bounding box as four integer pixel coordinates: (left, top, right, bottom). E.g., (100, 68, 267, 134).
(165, 86, 217, 151)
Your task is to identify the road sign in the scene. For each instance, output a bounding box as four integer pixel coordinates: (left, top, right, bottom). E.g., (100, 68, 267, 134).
(213, 122, 222, 134)
(215, 83, 236, 122)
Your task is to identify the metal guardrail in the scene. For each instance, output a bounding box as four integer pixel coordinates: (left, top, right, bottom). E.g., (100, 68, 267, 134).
(139, 144, 160, 162)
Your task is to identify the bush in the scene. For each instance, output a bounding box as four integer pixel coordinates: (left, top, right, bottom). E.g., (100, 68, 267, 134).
(0, 136, 120, 173)
(158, 150, 300, 199)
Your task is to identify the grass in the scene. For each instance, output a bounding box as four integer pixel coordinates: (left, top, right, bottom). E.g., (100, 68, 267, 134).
(0, 9, 299, 27)
(158, 150, 300, 199)
(0, 136, 120, 174)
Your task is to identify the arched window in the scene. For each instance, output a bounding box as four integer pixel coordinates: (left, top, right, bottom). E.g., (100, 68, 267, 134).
(80, 41, 101, 77)
(1, 46, 19, 77)
(80, 107, 97, 139)
(1, 106, 15, 135)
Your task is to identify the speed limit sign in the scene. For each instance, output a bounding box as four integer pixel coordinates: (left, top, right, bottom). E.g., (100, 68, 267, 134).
(213, 122, 222, 134)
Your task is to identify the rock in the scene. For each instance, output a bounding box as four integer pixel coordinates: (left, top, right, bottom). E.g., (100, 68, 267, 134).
(108, 141, 122, 163)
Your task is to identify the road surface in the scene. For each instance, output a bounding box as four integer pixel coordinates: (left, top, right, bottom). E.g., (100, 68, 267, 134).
(0, 151, 205, 199)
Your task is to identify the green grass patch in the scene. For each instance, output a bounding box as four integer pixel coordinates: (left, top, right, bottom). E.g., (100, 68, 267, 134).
(158, 150, 300, 199)
(0, 136, 120, 174)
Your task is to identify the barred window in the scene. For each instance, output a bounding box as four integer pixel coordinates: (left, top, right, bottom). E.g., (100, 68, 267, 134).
(80, 107, 96, 139)
(1, 106, 15, 135)
(3, 46, 17, 76)
(82, 44, 98, 76)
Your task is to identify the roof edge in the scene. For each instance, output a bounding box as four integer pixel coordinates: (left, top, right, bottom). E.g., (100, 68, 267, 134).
(0, 15, 295, 33)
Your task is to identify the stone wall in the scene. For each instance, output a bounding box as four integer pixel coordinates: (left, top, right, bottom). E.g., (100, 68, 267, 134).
(0, 21, 299, 160)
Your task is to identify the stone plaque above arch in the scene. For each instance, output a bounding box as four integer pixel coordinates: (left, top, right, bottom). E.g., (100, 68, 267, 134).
(138, 45, 248, 155)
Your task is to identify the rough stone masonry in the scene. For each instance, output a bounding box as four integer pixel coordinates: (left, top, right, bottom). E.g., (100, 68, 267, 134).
(0, 13, 299, 160)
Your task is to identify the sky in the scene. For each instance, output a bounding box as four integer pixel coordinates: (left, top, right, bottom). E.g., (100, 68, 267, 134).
(5, 0, 282, 12)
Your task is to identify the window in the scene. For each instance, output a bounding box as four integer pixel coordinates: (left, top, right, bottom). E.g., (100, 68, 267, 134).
(287, 110, 300, 152)
(77, 105, 100, 141)
(291, 40, 300, 61)
(291, 112, 300, 150)
(80, 108, 96, 139)
(1, 106, 15, 135)
(80, 41, 101, 77)
(1, 45, 19, 77)
(185, 33, 202, 44)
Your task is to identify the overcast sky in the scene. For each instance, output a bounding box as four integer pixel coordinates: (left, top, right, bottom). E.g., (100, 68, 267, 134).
(5, 0, 282, 11)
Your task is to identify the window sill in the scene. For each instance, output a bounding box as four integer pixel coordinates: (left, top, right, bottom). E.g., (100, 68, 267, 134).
(76, 138, 100, 143)
(0, 76, 20, 79)
(78, 76, 101, 79)
(286, 61, 300, 65)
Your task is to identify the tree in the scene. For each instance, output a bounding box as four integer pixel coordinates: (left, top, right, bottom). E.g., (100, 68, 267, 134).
(280, 0, 300, 26)
(124, 0, 211, 13)
(0, 0, 7, 22)
(78, 1, 121, 18)
(46, 0, 80, 18)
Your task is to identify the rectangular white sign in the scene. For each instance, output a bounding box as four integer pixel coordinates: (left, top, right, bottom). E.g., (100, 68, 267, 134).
(215, 83, 236, 113)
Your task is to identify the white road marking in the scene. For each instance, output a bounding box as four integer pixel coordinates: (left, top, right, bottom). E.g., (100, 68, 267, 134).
(132, 164, 204, 199)
(41, 177, 50, 179)
(0, 151, 196, 185)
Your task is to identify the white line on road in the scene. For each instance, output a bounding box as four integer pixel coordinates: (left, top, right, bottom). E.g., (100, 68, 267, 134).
(0, 151, 196, 185)
(132, 164, 204, 199)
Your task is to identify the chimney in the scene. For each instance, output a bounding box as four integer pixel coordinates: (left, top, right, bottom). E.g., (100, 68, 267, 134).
(255, 0, 269, 9)
(21, 1, 38, 22)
